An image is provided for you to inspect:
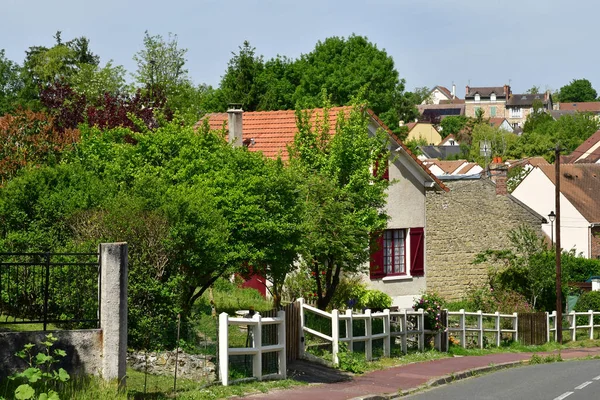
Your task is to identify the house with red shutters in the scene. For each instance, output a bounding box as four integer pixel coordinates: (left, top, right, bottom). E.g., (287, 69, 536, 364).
(198, 106, 448, 308)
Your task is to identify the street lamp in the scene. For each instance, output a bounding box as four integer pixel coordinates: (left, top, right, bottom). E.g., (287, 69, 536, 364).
(548, 211, 556, 245)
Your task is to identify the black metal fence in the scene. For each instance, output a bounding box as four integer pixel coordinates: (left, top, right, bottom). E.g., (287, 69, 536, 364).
(0, 252, 100, 331)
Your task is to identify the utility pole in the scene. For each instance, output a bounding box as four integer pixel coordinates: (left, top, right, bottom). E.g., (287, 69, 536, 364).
(555, 144, 562, 343)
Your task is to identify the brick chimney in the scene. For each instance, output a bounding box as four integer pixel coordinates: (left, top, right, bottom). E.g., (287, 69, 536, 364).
(503, 85, 511, 97)
(488, 162, 508, 195)
(227, 104, 243, 147)
(465, 85, 470, 96)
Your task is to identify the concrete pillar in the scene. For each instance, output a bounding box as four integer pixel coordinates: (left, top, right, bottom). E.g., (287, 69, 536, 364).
(100, 243, 128, 388)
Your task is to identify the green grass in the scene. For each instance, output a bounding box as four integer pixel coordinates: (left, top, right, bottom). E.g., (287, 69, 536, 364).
(0, 314, 60, 331)
(1, 368, 306, 400)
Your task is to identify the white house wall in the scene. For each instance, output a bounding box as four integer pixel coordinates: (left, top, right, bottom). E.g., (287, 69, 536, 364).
(512, 167, 590, 256)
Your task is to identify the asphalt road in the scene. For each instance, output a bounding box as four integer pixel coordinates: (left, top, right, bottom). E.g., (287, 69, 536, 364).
(405, 360, 600, 400)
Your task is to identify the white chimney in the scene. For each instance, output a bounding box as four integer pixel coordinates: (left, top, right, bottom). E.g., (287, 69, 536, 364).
(227, 105, 243, 147)
(452, 83, 456, 99)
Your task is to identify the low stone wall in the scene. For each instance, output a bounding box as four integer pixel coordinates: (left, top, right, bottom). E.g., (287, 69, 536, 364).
(128, 350, 216, 382)
(0, 330, 102, 380)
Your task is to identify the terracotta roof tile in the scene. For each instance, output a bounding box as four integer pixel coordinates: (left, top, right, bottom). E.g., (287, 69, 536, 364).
(196, 107, 448, 192)
(559, 102, 600, 112)
(561, 130, 600, 164)
(538, 164, 600, 222)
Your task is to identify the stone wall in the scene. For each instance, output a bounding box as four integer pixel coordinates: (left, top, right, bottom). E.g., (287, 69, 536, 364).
(426, 178, 544, 301)
(0, 330, 102, 380)
(592, 226, 600, 260)
(128, 350, 216, 382)
(465, 102, 507, 119)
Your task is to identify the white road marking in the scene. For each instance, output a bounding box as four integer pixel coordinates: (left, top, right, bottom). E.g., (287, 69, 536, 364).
(553, 392, 573, 400)
(593, 375, 600, 381)
(574, 381, 592, 390)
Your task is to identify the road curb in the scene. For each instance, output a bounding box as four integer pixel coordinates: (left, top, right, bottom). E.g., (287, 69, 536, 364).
(350, 360, 526, 400)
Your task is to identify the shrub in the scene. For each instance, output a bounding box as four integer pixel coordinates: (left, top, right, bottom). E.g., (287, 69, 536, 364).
(361, 289, 392, 311)
(574, 290, 600, 312)
(414, 292, 446, 332)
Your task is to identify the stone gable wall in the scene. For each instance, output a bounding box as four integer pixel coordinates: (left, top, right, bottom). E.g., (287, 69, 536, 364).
(592, 226, 600, 260)
(425, 179, 543, 301)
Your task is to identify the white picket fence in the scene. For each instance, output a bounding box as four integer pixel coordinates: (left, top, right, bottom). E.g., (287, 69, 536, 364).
(218, 311, 286, 386)
(299, 298, 434, 365)
(446, 309, 518, 348)
(548, 310, 600, 341)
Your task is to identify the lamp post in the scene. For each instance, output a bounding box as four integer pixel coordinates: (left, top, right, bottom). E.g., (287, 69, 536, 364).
(548, 211, 556, 245)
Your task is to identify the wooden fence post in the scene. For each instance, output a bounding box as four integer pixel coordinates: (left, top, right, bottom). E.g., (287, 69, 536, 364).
(383, 309, 391, 358)
(365, 309, 372, 361)
(418, 309, 424, 352)
(252, 313, 262, 381)
(298, 298, 305, 358)
(218, 312, 229, 386)
(513, 312, 518, 343)
(592, 311, 597, 340)
(345, 309, 353, 352)
(277, 310, 287, 379)
(401, 309, 407, 354)
(477, 310, 483, 349)
(494, 312, 501, 347)
(459, 309, 466, 349)
(571, 311, 576, 342)
(332, 309, 340, 365)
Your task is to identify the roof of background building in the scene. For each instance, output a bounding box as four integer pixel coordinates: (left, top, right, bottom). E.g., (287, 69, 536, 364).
(559, 102, 600, 112)
(198, 107, 448, 191)
(538, 163, 600, 222)
(561, 130, 600, 164)
(465, 86, 508, 99)
(506, 93, 551, 106)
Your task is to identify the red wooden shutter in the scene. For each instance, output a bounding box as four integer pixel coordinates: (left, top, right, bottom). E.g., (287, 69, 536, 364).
(374, 160, 389, 181)
(370, 233, 385, 278)
(410, 227, 425, 277)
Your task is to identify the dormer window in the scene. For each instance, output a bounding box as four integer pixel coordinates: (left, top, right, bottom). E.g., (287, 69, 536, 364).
(474, 94, 481, 102)
(490, 93, 496, 102)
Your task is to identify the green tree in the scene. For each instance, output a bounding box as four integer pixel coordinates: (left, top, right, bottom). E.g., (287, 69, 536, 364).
(470, 123, 518, 165)
(0, 49, 23, 114)
(218, 41, 266, 111)
(289, 99, 391, 309)
(68, 61, 129, 100)
(292, 34, 411, 133)
(439, 115, 469, 138)
(133, 31, 190, 98)
(559, 78, 598, 102)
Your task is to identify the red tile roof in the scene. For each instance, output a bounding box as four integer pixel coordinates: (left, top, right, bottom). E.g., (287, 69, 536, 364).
(405, 122, 417, 131)
(559, 102, 600, 112)
(489, 117, 508, 128)
(197, 107, 448, 192)
(561, 130, 600, 164)
(538, 164, 600, 222)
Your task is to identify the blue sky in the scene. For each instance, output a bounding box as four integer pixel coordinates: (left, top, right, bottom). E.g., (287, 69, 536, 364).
(2, 0, 598, 96)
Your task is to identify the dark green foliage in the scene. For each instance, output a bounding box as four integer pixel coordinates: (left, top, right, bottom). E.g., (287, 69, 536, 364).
(475, 226, 600, 312)
(439, 115, 469, 138)
(559, 78, 598, 102)
(574, 291, 600, 312)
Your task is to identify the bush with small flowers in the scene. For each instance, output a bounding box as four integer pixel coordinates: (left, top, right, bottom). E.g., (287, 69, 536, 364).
(413, 292, 446, 332)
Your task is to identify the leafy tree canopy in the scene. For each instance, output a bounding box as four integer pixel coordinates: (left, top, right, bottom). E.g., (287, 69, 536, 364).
(559, 78, 598, 102)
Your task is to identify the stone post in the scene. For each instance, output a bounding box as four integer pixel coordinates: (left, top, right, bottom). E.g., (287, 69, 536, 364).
(100, 243, 128, 388)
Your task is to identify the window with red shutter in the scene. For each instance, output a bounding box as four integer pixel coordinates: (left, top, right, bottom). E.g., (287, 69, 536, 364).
(369, 233, 385, 278)
(373, 160, 389, 181)
(409, 227, 425, 277)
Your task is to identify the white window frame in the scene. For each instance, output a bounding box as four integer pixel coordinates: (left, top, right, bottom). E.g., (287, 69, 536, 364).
(474, 94, 481, 102)
(510, 107, 522, 118)
(490, 93, 496, 102)
(383, 229, 407, 276)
